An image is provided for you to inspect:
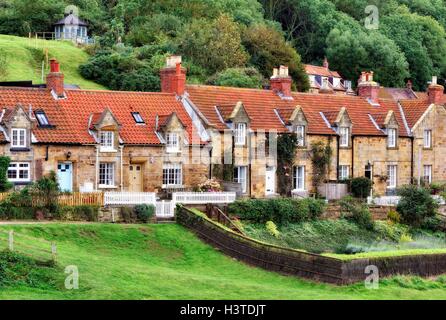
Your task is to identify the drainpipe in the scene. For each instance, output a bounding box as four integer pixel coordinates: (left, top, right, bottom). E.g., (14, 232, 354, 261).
(410, 136, 414, 184)
(45, 145, 49, 161)
(120, 145, 124, 191)
(336, 135, 340, 180)
(208, 146, 213, 179)
(351, 136, 355, 179)
(95, 145, 99, 191)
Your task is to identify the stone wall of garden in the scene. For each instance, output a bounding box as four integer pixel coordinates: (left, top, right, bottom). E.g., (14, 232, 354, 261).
(177, 206, 446, 285)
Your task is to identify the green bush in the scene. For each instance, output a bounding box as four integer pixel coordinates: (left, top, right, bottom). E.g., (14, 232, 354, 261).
(339, 196, 374, 230)
(265, 221, 280, 238)
(120, 207, 136, 223)
(397, 185, 439, 227)
(58, 205, 99, 222)
(0, 156, 12, 192)
(134, 204, 155, 223)
(387, 209, 401, 223)
(350, 177, 372, 199)
(228, 198, 326, 224)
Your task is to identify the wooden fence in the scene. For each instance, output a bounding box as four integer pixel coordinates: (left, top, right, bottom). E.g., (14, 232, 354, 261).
(0, 192, 104, 207)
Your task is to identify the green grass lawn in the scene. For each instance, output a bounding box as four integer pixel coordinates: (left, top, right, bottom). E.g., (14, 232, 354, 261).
(0, 34, 104, 90)
(1, 223, 446, 300)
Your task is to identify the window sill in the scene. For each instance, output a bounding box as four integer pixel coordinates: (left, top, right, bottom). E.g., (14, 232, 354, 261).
(100, 148, 117, 153)
(98, 185, 117, 189)
(166, 149, 180, 154)
(423, 147, 433, 150)
(387, 146, 398, 150)
(10, 181, 31, 185)
(162, 184, 184, 189)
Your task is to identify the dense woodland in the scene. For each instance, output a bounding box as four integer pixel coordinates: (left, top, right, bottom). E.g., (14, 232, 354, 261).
(1, 0, 446, 92)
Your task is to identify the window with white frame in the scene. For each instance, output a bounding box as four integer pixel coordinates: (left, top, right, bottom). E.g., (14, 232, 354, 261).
(7, 162, 30, 182)
(163, 163, 183, 187)
(99, 131, 114, 151)
(166, 132, 180, 153)
(293, 166, 305, 191)
(387, 165, 397, 189)
(296, 125, 305, 147)
(233, 166, 247, 193)
(99, 163, 114, 186)
(339, 165, 350, 180)
(388, 128, 397, 148)
(234, 123, 247, 146)
(424, 129, 432, 148)
(11, 128, 26, 148)
(339, 127, 350, 147)
(423, 165, 433, 184)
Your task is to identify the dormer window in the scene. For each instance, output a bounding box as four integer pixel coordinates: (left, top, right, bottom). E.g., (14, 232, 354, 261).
(11, 128, 26, 148)
(166, 132, 179, 153)
(339, 127, 350, 147)
(387, 128, 397, 148)
(99, 131, 115, 152)
(296, 125, 305, 147)
(235, 123, 247, 146)
(132, 112, 145, 124)
(35, 111, 50, 127)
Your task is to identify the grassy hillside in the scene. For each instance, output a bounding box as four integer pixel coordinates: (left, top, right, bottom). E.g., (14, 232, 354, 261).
(0, 223, 446, 300)
(0, 35, 104, 90)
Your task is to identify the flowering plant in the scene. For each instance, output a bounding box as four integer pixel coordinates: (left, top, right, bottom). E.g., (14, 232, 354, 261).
(196, 178, 222, 192)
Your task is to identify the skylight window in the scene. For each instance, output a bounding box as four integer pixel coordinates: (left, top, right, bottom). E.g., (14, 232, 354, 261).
(35, 111, 50, 126)
(132, 112, 145, 124)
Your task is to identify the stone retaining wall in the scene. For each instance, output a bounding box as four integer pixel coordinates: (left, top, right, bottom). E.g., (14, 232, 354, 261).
(177, 206, 446, 285)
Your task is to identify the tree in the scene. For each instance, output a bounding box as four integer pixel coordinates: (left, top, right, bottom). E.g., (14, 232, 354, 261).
(179, 14, 249, 74)
(0, 156, 12, 192)
(243, 24, 309, 91)
(207, 67, 263, 88)
(397, 185, 439, 227)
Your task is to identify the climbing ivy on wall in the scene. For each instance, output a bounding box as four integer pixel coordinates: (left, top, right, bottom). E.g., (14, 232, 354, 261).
(0, 156, 12, 192)
(277, 133, 298, 196)
(310, 141, 332, 193)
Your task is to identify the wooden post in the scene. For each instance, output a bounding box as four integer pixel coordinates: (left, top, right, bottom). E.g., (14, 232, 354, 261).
(51, 242, 57, 262)
(8, 230, 13, 252)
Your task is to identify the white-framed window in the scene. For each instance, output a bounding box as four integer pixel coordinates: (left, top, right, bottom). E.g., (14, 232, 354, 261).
(423, 165, 433, 184)
(339, 127, 350, 147)
(424, 129, 432, 148)
(166, 132, 180, 153)
(339, 165, 350, 180)
(99, 163, 114, 187)
(387, 165, 397, 189)
(293, 166, 305, 191)
(7, 162, 30, 182)
(163, 163, 183, 187)
(99, 131, 114, 151)
(11, 128, 26, 148)
(296, 125, 305, 147)
(387, 128, 397, 148)
(233, 166, 248, 193)
(234, 123, 247, 146)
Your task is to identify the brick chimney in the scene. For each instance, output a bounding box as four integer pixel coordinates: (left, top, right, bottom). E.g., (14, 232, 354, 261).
(270, 65, 292, 97)
(46, 58, 65, 98)
(428, 76, 444, 105)
(357, 71, 380, 104)
(160, 56, 186, 96)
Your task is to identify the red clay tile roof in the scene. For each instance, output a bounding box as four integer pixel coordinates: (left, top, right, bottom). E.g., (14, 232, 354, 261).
(0, 87, 201, 145)
(399, 99, 431, 129)
(378, 87, 418, 100)
(304, 64, 341, 78)
(186, 85, 410, 137)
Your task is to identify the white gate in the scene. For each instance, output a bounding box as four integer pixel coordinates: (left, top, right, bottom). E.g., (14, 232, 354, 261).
(156, 200, 175, 218)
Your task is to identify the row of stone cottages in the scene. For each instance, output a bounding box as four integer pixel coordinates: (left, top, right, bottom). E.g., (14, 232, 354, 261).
(0, 56, 445, 199)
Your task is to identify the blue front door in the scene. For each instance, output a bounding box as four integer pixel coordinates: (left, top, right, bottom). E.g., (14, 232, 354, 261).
(57, 162, 73, 192)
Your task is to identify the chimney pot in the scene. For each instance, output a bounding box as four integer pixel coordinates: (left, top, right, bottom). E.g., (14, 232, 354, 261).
(358, 71, 379, 104)
(270, 66, 292, 97)
(46, 59, 64, 97)
(160, 56, 186, 95)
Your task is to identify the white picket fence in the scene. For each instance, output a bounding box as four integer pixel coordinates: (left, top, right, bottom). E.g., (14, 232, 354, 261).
(104, 191, 237, 218)
(368, 195, 445, 206)
(172, 192, 236, 204)
(104, 192, 156, 206)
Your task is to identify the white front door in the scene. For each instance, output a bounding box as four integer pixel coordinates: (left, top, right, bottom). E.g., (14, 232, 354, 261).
(265, 166, 276, 195)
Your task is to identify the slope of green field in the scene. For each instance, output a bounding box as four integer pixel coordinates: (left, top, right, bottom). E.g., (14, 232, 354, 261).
(0, 223, 446, 300)
(0, 35, 104, 90)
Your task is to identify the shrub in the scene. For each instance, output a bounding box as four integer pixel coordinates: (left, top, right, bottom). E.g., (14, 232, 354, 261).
(120, 207, 136, 223)
(134, 204, 155, 223)
(421, 216, 443, 231)
(350, 177, 372, 199)
(58, 205, 99, 221)
(265, 221, 280, 238)
(397, 185, 439, 227)
(339, 196, 374, 230)
(228, 198, 326, 224)
(0, 156, 12, 192)
(387, 210, 401, 223)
